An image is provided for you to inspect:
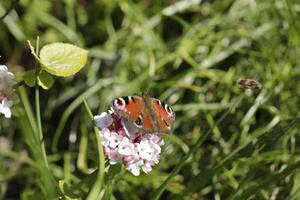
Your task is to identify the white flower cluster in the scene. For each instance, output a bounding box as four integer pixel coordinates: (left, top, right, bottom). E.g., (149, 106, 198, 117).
(94, 112, 164, 176)
(0, 65, 17, 118)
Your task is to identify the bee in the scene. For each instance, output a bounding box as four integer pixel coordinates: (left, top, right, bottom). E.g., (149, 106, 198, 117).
(237, 78, 262, 91)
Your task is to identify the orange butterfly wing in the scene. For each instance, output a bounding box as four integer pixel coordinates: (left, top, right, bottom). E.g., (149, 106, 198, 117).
(138, 108, 157, 132)
(151, 98, 175, 133)
(111, 96, 143, 121)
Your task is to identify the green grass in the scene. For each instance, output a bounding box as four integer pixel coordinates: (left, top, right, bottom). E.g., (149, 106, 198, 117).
(1, 0, 300, 199)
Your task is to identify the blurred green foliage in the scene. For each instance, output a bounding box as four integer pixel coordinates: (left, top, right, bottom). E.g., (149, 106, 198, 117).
(1, 0, 300, 199)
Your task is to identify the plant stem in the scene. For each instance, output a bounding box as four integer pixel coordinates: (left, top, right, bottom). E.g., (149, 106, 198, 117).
(35, 84, 48, 168)
(34, 37, 49, 168)
(83, 100, 105, 200)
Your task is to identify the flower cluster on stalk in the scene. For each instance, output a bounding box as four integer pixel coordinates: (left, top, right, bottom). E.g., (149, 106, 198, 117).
(94, 111, 164, 176)
(0, 65, 17, 118)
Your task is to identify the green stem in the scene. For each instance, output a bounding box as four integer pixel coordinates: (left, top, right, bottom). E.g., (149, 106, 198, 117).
(34, 37, 49, 168)
(83, 100, 105, 200)
(35, 84, 48, 168)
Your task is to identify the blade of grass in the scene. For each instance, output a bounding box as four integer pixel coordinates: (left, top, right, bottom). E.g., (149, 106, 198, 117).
(52, 78, 114, 152)
(15, 103, 58, 198)
(0, 3, 25, 41)
(184, 116, 300, 195)
(151, 98, 240, 200)
(0, 0, 19, 20)
(284, 0, 300, 36)
(0, 149, 37, 168)
(18, 86, 38, 141)
(77, 122, 90, 173)
(65, 0, 76, 31)
(33, 9, 80, 44)
(232, 160, 300, 200)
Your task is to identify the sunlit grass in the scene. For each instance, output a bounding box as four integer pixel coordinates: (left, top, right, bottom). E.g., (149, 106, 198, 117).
(0, 0, 300, 199)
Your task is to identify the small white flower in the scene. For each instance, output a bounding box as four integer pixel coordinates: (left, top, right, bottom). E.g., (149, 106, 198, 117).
(0, 65, 17, 118)
(94, 112, 113, 129)
(0, 99, 12, 118)
(100, 128, 111, 146)
(118, 137, 134, 155)
(138, 138, 154, 160)
(0, 65, 13, 78)
(126, 160, 143, 176)
(105, 147, 121, 165)
(0, 65, 15, 91)
(108, 132, 122, 148)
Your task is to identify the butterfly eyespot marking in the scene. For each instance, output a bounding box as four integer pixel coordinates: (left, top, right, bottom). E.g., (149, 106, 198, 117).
(134, 115, 143, 128)
(164, 104, 174, 115)
(156, 99, 162, 106)
(113, 98, 125, 110)
(114, 96, 132, 110)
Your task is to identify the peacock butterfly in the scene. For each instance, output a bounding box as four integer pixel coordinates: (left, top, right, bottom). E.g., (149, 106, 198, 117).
(111, 94, 175, 133)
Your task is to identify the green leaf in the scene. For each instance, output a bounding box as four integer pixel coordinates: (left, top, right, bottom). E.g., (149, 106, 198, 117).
(39, 42, 88, 77)
(23, 69, 36, 87)
(107, 164, 122, 179)
(37, 71, 55, 90)
(58, 180, 78, 200)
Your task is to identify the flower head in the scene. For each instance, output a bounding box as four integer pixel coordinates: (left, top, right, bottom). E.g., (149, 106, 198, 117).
(94, 111, 164, 176)
(0, 65, 18, 118)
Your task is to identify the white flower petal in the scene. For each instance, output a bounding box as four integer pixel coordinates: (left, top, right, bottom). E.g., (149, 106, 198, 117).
(142, 161, 153, 173)
(109, 132, 122, 148)
(146, 134, 164, 145)
(0, 65, 17, 118)
(0, 100, 12, 118)
(118, 137, 134, 155)
(100, 128, 111, 146)
(94, 112, 113, 129)
(2, 107, 11, 118)
(138, 140, 153, 160)
(107, 148, 121, 165)
(126, 160, 143, 176)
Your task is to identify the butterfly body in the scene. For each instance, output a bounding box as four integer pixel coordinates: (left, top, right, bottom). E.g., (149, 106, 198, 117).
(111, 94, 175, 133)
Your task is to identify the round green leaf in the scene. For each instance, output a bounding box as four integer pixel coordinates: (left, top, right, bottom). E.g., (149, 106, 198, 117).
(37, 71, 54, 90)
(23, 69, 36, 87)
(39, 43, 88, 77)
